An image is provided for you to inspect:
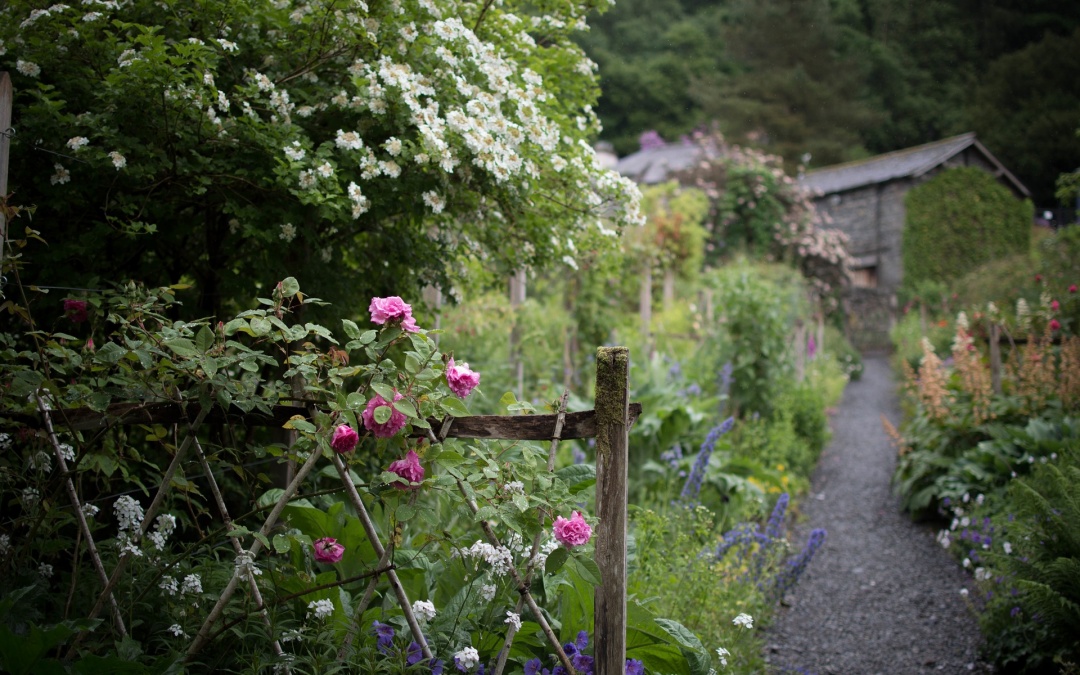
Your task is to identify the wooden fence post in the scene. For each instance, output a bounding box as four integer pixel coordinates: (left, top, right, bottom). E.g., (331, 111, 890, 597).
(594, 347, 629, 675)
(0, 72, 12, 270)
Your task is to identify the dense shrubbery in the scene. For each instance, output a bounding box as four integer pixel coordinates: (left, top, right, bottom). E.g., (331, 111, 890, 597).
(902, 168, 1033, 290)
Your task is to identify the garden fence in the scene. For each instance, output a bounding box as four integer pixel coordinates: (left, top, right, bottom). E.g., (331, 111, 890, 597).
(32, 346, 640, 675)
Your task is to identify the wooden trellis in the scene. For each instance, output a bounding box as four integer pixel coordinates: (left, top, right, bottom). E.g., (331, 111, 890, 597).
(31, 347, 638, 675)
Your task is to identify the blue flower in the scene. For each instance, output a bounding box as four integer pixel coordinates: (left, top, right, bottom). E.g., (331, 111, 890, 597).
(680, 417, 735, 503)
(625, 659, 644, 675)
(524, 658, 544, 675)
(407, 642, 424, 665)
(431, 660, 445, 675)
(372, 620, 395, 652)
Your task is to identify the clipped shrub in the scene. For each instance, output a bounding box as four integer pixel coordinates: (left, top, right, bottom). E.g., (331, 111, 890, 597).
(903, 167, 1033, 289)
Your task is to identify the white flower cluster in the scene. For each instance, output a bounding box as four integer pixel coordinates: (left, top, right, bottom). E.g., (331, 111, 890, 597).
(167, 624, 187, 637)
(159, 573, 200, 598)
(457, 540, 514, 577)
(454, 646, 479, 670)
(306, 598, 334, 620)
(412, 599, 436, 622)
(147, 513, 177, 551)
(234, 550, 261, 580)
(81, 502, 100, 519)
(732, 613, 753, 629)
(114, 495, 145, 557)
(716, 647, 730, 667)
(504, 610, 521, 631)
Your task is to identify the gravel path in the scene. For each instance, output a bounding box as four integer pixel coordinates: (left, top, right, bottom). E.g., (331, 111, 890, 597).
(764, 356, 992, 675)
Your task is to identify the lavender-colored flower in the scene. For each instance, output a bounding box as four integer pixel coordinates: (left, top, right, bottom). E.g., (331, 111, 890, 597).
(625, 659, 644, 675)
(639, 130, 665, 150)
(572, 446, 587, 465)
(774, 528, 827, 598)
(766, 493, 790, 540)
(1010, 606, 1021, 618)
(525, 659, 543, 675)
(680, 417, 735, 503)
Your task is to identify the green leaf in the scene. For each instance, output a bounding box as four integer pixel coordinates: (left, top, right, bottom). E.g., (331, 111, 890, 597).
(371, 382, 397, 402)
(281, 277, 301, 297)
(545, 547, 569, 575)
(512, 493, 529, 512)
(571, 555, 602, 586)
(440, 396, 471, 417)
(162, 338, 198, 358)
(95, 341, 127, 364)
(346, 393, 366, 410)
(360, 330, 377, 344)
(433, 450, 466, 468)
(373, 405, 392, 425)
(555, 464, 596, 494)
(272, 534, 290, 554)
(396, 504, 417, 521)
(341, 319, 362, 340)
(222, 318, 248, 336)
(405, 353, 421, 374)
(252, 532, 271, 551)
(654, 619, 710, 675)
(394, 399, 418, 418)
(249, 317, 272, 337)
(195, 325, 214, 352)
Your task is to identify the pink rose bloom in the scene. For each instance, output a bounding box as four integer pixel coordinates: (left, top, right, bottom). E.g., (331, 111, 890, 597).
(369, 296, 420, 333)
(1050, 319, 1061, 331)
(361, 391, 408, 438)
(1070, 284, 1078, 294)
(313, 537, 345, 563)
(330, 424, 359, 454)
(446, 358, 480, 398)
(553, 511, 592, 548)
(387, 449, 425, 488)
(1051, 300, 1060, 311)
(64, 299, 88, 323)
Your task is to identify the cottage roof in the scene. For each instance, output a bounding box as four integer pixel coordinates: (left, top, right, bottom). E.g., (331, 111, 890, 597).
(798, 132, 1031, 198)
(614, 143, 704, 184)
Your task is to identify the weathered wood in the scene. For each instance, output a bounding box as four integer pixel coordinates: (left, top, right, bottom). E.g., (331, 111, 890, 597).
(9, 400, 642, 440)
(593, 347, 629, 675)
(989, 322, 1002, 394)
(509, 269, 527, 399)
(0, 72, 12, 268)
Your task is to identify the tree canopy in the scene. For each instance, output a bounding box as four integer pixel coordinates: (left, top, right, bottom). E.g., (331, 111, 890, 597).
(578, 0, 1080, 204)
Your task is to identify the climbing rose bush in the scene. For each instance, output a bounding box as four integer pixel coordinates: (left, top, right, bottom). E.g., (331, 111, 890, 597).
(387, 449, 425, 488)
(330, 424, 360, 454)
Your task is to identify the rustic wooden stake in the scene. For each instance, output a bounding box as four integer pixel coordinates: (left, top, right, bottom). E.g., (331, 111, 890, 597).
(594, 347, 629, 675)
(990, 322, 1002, 394)
(639, 265, 652, 344)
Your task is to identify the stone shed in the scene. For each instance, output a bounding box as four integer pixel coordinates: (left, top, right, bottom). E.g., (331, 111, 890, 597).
(612, 133, 1031, 349)
(798, 133, 1030, 349)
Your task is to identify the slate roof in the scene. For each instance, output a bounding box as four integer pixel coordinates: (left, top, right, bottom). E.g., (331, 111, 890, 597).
(798, 132, 1031, 198)
(614, 143, 704, 184)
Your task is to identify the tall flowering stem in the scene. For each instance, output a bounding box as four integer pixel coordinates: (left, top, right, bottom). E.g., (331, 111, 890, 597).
(680, 416, 735, 503)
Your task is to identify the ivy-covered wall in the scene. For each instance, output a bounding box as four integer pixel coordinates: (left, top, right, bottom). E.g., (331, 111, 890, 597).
(903, 167, 1033, 288)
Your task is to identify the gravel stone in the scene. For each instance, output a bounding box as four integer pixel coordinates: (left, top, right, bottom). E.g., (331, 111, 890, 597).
(765, 356, 993, 674)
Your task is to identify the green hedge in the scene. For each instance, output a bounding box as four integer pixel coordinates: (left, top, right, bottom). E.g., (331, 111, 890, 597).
(903, 167, 1033, 288)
